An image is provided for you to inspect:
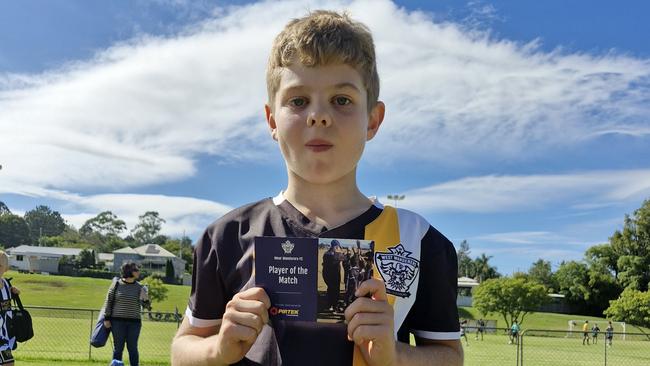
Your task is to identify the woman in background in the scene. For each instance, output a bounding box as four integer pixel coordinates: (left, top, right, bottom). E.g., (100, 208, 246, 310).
(103, 262, 149, 366)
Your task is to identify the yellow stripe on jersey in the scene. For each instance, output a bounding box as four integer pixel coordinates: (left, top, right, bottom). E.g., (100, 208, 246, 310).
(352, 205, 400, 366)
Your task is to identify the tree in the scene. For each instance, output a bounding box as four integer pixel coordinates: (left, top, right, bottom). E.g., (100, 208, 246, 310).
(80, 211, 127, 237)
(78, 249, 96, 269)
(80, 211, 128, 251)
(0, 201, 11, 216)
(165, 259, 175, 284)
(528, 259, 555, 291)
(131, 211, 166, 245)
(457, 240, 475, 278)
(555, 259, 621, 315)
(141, 275, 169, 308)
(608, 199, 650, 292)
(24, 205, 66, 242)
(604, 288, 650, 328)
(0, 214, 31, 248)
(162, 236, 193, 271)
(473, 253, 499, 282)
(554, 261, 590, 302)
(473, 277, 549, 328)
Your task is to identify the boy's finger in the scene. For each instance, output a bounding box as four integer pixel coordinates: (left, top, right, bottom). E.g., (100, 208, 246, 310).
(344, 297, 392, 323)
(347, 312, 391, 339)
(354, 278, 387, 301)
(350, 324, 392, 346)
(232, 311, 265, 335)
(230, 299, 270, 324)
(223, 311, 264, 339)
(235, 287, 272, 309)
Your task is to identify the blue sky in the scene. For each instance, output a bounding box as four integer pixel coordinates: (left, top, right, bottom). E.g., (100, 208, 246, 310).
(1, 0, 649, 275)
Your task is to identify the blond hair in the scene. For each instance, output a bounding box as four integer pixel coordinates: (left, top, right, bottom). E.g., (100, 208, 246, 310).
(266, 10, 380, 111)
(0, 251, 8, 269)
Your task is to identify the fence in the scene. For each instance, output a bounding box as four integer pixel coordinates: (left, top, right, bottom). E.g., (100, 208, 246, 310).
(455, 326, 650, 365)
(519, 329, 650, 366)
(18, 306, 181, 365)
(14, 308, 650, 366)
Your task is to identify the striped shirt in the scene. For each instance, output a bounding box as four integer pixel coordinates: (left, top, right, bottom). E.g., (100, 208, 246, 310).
(103, 279, 147, 322)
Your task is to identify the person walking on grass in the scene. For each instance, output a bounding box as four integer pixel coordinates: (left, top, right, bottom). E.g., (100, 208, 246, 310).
(509, 321, 520, 345)
(0, 251, 21, 366)
(591, 323, 600, 344)
(582, 320, 590, 345)
(103, 262, 149, 366)
(475, 318, 485, 341)
(606, 321, 614, 347)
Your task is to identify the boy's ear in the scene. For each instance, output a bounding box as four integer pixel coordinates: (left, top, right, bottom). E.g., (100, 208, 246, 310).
(265, 104, 278, 141)
(366, 101, 385, 141)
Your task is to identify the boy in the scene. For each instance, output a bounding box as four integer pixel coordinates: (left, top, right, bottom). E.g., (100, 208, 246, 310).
(582, 320, 590, 345)
(171, 10, 462, 366)
(591, 323, 600, 344)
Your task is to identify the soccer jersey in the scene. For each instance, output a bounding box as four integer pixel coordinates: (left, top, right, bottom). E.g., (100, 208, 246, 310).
(0, 279, 15, 352)
(186, 193, 460, 366)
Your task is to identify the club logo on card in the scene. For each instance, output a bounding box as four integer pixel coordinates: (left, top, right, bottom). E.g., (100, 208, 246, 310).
(281, 240, 295, 254)
(375, 244, 419, 298)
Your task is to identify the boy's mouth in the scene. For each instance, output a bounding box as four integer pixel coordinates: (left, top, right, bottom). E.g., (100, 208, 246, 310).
(305, 139, 333, 152)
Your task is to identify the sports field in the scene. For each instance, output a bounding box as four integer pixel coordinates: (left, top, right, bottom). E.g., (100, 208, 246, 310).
(6, 271, 650, 365)
(461, 330, 650, 365)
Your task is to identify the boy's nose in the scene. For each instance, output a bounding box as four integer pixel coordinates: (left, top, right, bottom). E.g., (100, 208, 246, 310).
(306, 110, 332, 128)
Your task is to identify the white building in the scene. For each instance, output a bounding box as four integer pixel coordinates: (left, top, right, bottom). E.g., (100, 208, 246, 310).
(112, 244, 186, 280)
(6, 245, 85, 274)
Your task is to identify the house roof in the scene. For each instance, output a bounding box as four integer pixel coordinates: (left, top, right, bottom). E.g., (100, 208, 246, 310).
(113, 247, 138, 254)
(458, 277, 480, 287)
(134, 244, 176, 258)
(112, 244, 177, 258)
(6, 245, 85, 257)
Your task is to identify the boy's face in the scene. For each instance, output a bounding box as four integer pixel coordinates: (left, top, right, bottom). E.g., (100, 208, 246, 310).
(265, 62, 384, 185)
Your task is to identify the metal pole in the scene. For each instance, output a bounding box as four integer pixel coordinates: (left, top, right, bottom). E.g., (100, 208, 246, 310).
(89, 309, 93, 360)
(603, 338, 607, 366)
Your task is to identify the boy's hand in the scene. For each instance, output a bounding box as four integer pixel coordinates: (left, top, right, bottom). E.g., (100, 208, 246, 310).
(10, 286, 20, 295)
(215, 287, 271, 365)
(344, 279, 396, 366)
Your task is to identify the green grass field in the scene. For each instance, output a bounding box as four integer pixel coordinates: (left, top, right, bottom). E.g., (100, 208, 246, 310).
(8, 270, 190, 312)
(5, 272, 650, 365)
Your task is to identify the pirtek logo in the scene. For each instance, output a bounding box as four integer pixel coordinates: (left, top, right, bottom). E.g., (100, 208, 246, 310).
(269, 307, 300, 316)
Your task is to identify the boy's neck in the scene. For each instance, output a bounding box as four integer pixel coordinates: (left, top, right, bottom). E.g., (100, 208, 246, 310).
(284, 169, 372, 229)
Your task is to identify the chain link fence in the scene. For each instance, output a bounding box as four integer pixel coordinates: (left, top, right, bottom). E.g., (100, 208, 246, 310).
(17, 306, 181, 365)
(519, 329, 650, 366)
(14, 308, 650, 365)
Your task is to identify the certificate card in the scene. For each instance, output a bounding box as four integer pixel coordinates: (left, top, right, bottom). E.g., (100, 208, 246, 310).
(254, 236, 374, 323)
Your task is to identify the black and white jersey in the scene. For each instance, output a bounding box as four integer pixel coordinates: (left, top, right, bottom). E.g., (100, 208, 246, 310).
(0, 279, 15, 352)
(186, 193, 460, 366)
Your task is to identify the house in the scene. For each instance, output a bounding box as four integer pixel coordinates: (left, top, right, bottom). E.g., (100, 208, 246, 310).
(112, 244, 186, 279)
(457, 276, 480, 307)
(6, 245, 85, 274)
(97, 253, 114, 270)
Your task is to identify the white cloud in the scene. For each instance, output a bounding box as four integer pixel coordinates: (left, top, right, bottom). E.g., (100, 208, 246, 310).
(1, 0, 649, 195)
(396, 169, 650, 213)
(5, 189, 233, 238)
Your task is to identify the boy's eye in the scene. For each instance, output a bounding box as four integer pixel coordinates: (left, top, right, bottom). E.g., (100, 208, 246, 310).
(289, 98, 307, 107)
(333, 96, 351, 106)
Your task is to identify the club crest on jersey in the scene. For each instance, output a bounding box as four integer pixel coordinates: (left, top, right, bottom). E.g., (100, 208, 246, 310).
(375, 244, 420, 297)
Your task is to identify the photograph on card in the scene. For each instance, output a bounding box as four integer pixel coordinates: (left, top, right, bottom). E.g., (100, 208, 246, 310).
(317, 238, 374, 322)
